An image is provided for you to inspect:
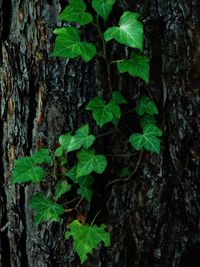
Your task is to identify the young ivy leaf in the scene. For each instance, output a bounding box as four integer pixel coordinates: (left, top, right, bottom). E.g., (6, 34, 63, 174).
(77, 186, 93, 202)
(92, 0, 116, 21)
(58, 0, 93, 26)
(65, 220, 110, 263)
(129, 124, 162, 154)
(66, 166, 78, 182)
(117, 52, 150, 83)
(67, 124, 96, 152)
(12, 157, 45, 184)
(76, 149, 107, 178)
(110, 91, 127, 105)
(140, 115, 156, 129)
(86, 96, 121, 127)
(135, 96, 158, 116)
(104, 12, 144, 50)
(32, 148, 52, 164)
(66, 166, 94, 185)
(52, 27, 97, 62)
(55, 180, 72, 200)
(31, 193, 65, 224)
(55, 132, 72, 157)
(77, 174, 94, 202)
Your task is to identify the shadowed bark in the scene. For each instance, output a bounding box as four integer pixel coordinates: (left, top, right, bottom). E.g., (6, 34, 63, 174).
(0, 0, 199, 266)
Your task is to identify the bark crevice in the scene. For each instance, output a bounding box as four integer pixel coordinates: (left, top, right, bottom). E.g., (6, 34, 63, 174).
(1, 0, 12, 41)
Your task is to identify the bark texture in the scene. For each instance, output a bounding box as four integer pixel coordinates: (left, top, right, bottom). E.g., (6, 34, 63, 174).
(0, 0, 199, 266)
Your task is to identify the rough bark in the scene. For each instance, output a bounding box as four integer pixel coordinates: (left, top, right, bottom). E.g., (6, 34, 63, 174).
(0, 0, 199, 267)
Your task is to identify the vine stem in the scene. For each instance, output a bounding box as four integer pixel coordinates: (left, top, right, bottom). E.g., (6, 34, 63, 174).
(92, 18, 112, 92)
(62, 196, 81, 206)
(110, 59, 124, 64)
(90, 210, 101, 226)
(106, 150, 144, 187)
(74, 197, 84, 209)
(96, 129, 119, 138)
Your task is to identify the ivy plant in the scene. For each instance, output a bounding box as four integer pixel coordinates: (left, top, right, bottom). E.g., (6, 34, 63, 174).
(65, 220, 110, 263)
(12, 0, 163, 264)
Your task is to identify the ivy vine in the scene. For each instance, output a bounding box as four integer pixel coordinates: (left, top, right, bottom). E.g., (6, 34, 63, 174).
(12, 0, 162, 264)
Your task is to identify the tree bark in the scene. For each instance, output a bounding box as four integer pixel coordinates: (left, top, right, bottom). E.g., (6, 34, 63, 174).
(0, 0, 199, 267)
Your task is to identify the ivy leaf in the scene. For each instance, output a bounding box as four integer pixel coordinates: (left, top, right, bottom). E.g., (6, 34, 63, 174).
(140, 115, 156, 129)
(12, 157, 45, 184)
(55, 180, 72, 200)
(78, 175, 94, 186)
(66, 166, 94, 203)
(92, 0, 116, 21)
(67, 124, 95, 152)
(117, 52, 150, 83)
(52, 27, 97, 62)
(55, 147, 63, 157)
(92, 104, 113, 127)
(86, 96, 106, 111)
(104, 12, 143, 50)
(55, 132, 72, 157)
(65, 220, 110, 263)
(110, 91, 127, 105)
(66, 166, 78, 182)
(129, 133, 145, 151)
(76, 149, 107, 177)
(135, 96, 158, 116)
(58, 0, 93, 26)
(143, 124, 162, 138)
(32, 148, 52, 164)
(60, 156, 68, 166)
(129, 125, 162, 154)
(31, 193, 65, 224)
(86, 96, 121, 127)
(77, 186, 93, 202)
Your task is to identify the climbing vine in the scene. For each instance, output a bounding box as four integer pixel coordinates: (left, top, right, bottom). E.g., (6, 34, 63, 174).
(12, 0, 162, 264)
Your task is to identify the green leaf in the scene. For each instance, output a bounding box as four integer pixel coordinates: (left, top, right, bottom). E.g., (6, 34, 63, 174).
(110, 91, 127, 105)
(59, 132, 73, 150)
(92, 0, 116, 21)
(55, 146, 64, 157)
(31, 193, 65, 224)
(60, 156, 68, 166)
(117, 52, 150, 83)
(76, 149, 107, 177)
(104, 12, 143, 50)
(55, 132, 72, 156)
(86, 96, 121, 127)
(67, 124, 95, 152)
(55, 180, 72, 200)
(12, 157, 45, 184)
(58, 0, 93, 26)
(52, 27, 97, 62)
(77, 186, 93, 202)
(66, 166, 94, 187)
(65, 220, 110, 263)
(140, 115, 156, 129)
(135, 96, 158, 116)
(129, 125, 162, 154)
(129, 133, 145, 151)
(32, 148, 52, 164)
(143, 124, 162, 137)
(86, 96, 106, 111)
(78, 175, 94, 186)
(66, 166, 78, 182)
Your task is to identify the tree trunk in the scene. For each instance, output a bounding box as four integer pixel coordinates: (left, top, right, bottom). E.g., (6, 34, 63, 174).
(0, 0, 199, 266)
